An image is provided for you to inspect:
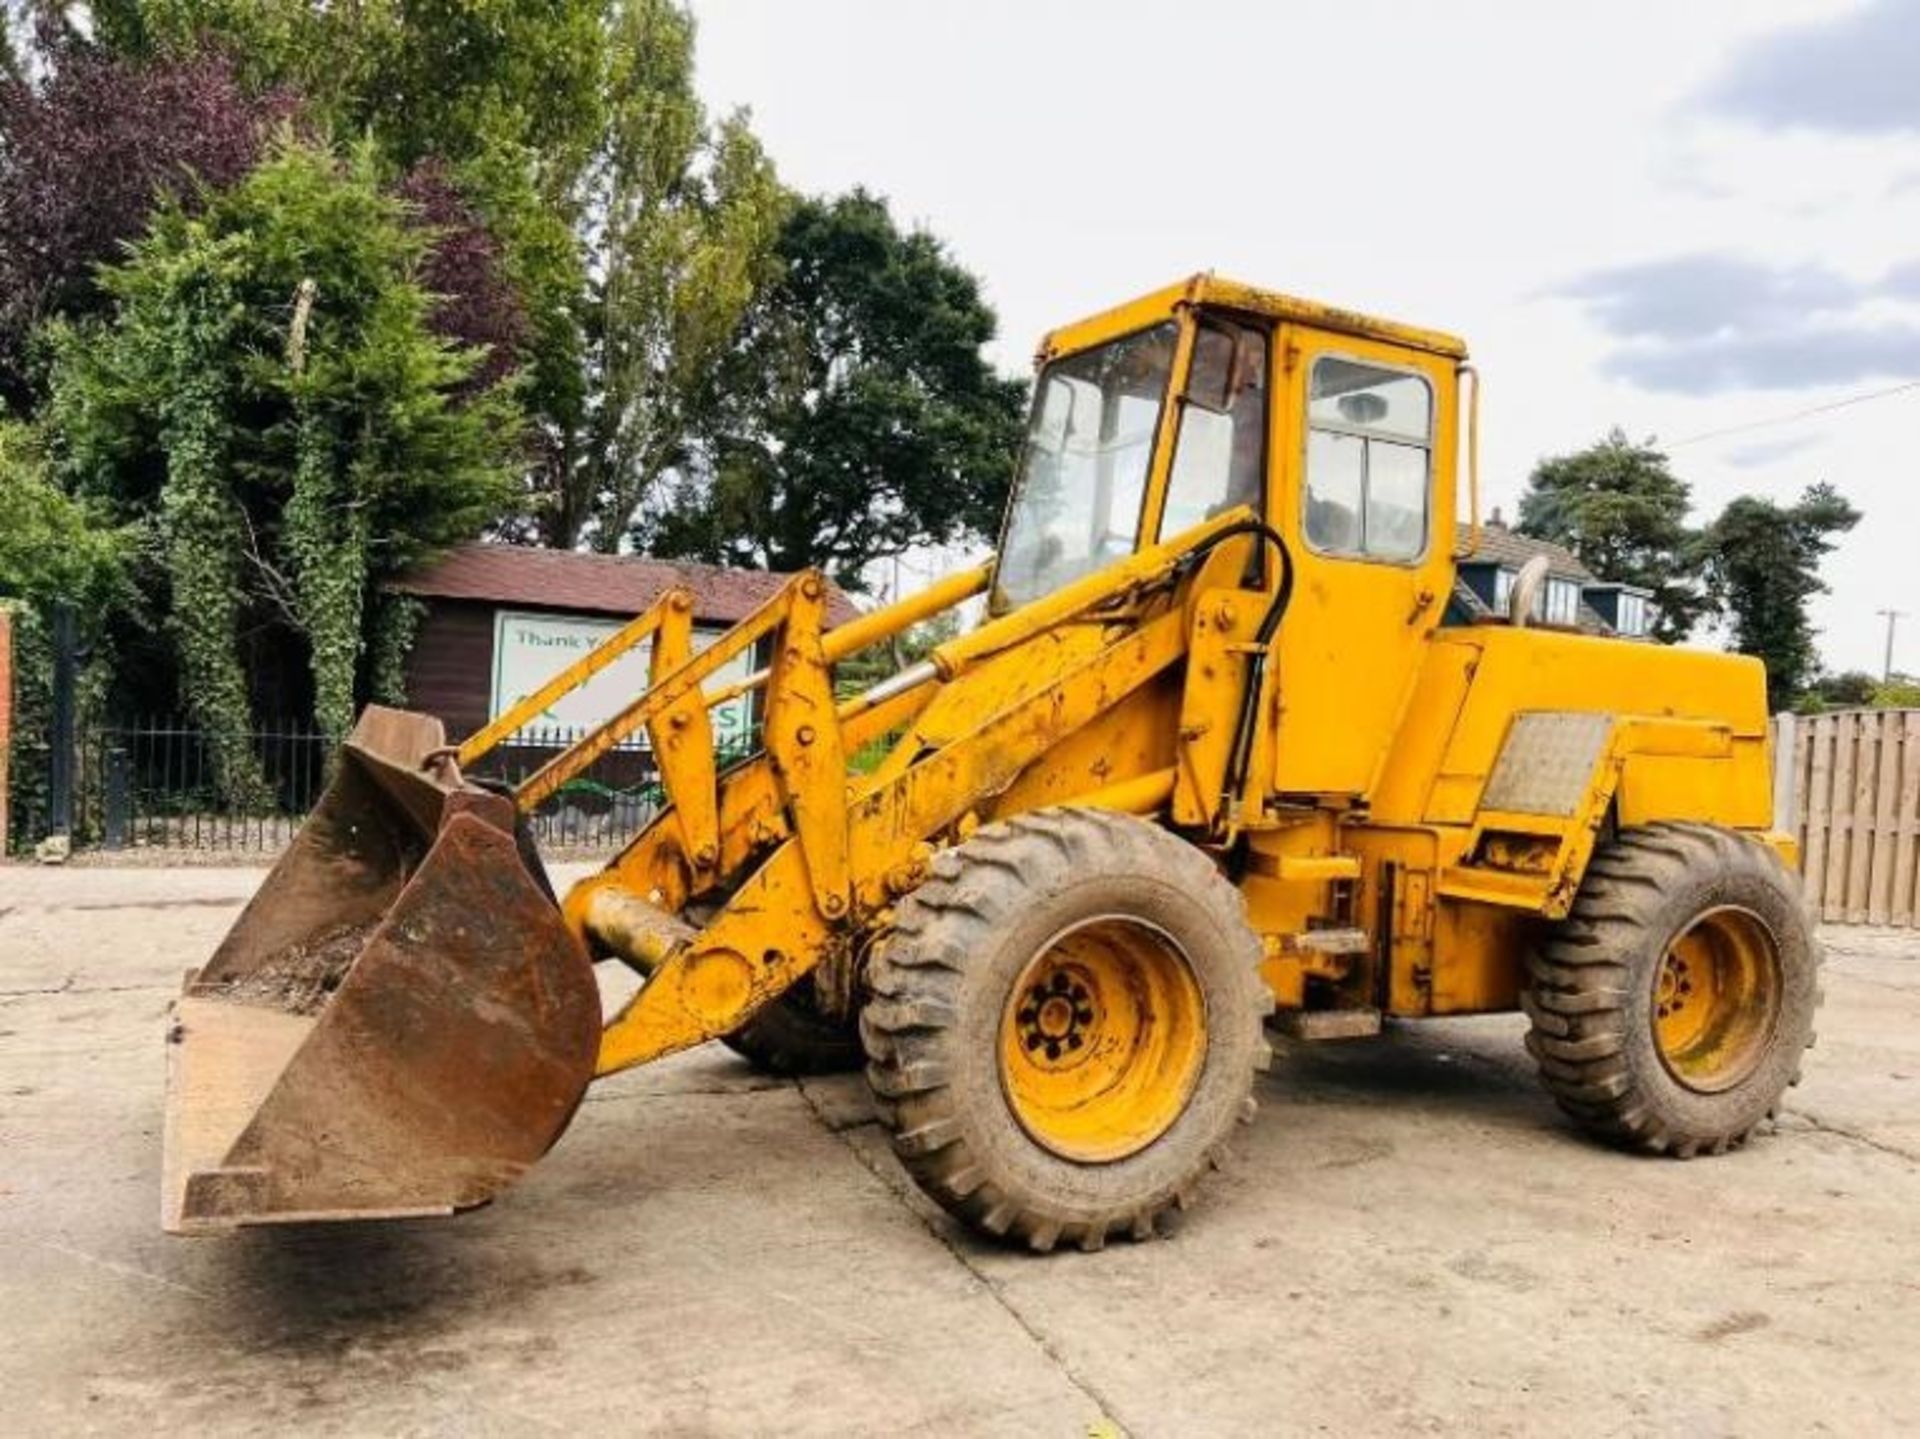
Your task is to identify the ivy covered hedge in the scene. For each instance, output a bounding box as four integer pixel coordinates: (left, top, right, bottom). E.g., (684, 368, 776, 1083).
(41, 139, 521, 792)
(0, 422, 128, 848)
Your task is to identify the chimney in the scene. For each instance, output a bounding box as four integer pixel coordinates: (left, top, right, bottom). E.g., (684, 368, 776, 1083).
(1487, 505, 1507, 531)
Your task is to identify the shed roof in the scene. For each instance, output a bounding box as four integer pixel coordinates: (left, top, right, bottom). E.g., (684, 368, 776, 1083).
(388, 544, 862, 628)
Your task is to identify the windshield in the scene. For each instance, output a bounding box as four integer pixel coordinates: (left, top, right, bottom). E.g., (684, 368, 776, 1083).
(993, 322, 1178, 610)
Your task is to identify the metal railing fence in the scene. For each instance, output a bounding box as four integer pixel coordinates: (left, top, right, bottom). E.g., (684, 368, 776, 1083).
(5, 716, 771, 856)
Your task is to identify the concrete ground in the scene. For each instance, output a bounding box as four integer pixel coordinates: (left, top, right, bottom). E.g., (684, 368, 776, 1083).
(2, 864, 1918, 1438)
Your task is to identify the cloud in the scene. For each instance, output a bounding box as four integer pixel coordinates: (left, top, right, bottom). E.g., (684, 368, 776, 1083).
(1722, 433, 1823, 469)
(1701, 0, 1920, 134)
(1559, 252, 1920, 394)
(1601, 325, 1920, 395)
(1559, 255, 1857, 341)
(1886, 259, 1920, 296)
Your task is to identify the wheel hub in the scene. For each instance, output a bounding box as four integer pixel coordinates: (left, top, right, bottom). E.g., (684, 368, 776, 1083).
(998, 916, 1207, 1164)
(1655, 953, 1694, 1020)
(1015, 972, 1098, 1063)
(1652, 904, 1783, 1094)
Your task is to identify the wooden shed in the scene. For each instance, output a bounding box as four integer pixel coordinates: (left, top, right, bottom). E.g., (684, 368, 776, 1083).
(386, 544, 859, 744)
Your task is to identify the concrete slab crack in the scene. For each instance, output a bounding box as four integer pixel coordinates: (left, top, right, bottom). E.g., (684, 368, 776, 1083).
(6, 896, 244, 916)
(0, 977, 75, 997)
(582, 1080, 794, 1104)
(794, 1079, 1139, 1438)
(1780, 1106, 1920, 1165)
(0, 979, 166, 1000)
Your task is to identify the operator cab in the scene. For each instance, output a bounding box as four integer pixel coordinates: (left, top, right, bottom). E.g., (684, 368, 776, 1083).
(990, 274, 1468, 797)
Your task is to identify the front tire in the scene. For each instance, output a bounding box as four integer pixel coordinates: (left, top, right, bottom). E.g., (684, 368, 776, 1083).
(861, 808, 1270, 1252)
(1523, 822, 1819, 1157)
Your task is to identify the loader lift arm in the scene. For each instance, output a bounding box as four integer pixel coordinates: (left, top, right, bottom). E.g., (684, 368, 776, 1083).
(461, 509, 1277, 1078)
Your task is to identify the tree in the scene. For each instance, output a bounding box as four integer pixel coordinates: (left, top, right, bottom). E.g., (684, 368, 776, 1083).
(1516, 429, 1708, 642)
(392, 161, 529, 392)
(1800, 670, 1879, 710)
(0, 42, 295, 413)
(1803, 671, 1920, 711)
(642, 190, 1027, 590)
(83, 0, 796, 557)
(0, 419, 132, 616)
(70, 0, 603, 547)
(537, 0, 787, 550)
(0, 417, 139, 851)
(45, 138, 522, 790)
(1698, 483, 1860, 712)
(82, 0, 608, 174)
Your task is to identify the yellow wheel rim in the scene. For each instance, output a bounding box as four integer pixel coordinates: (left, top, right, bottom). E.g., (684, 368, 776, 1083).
(1653, 905, 1782, 1093)
(997, 916, 1207, 1163)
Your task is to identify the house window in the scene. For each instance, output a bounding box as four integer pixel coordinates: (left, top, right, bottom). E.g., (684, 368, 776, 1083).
(1490, 566, 1581, 624)
(1303, 356, 1431, 562)
(1543, 578, 1580, 627)
(1615, 592, 1652, 637)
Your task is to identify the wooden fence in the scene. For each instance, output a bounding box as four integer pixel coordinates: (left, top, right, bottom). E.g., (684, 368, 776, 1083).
(1774, 709, 1920, 927)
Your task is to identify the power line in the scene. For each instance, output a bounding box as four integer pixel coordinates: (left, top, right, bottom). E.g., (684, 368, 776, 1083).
(1664, 378, 1920, 450)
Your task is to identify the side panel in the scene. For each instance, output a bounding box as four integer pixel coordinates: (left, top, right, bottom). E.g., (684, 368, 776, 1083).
(1350, 625, 1777, 1017)
(1418, 628, 1772, 827)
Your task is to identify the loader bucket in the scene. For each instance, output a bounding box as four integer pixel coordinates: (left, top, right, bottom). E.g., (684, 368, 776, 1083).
(162, 706, 601, 1233)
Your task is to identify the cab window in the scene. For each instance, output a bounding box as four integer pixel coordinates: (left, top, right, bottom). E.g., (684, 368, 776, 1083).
(1161, 319, 1267, 538)
(1303, 357, 1431, 562)
(994, 323, 1179, 610)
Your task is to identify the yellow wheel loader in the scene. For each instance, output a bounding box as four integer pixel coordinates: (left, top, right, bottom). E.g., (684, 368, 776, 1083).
(163, 275, 1818, 1251)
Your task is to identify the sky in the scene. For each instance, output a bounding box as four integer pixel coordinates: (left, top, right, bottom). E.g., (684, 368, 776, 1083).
(687, 0, 1920, 677)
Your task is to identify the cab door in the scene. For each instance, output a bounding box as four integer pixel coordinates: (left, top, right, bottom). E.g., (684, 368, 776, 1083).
(1266, 326, 1458, 798)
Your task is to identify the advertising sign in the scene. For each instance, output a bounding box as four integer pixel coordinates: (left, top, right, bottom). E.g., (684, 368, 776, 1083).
(489, 611, 754, 749)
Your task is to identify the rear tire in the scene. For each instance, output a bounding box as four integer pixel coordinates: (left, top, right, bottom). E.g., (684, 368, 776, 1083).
(722, 977, 864, 1075)
(1523, 822, 1819, 1157)
(861, 808, 1271, 1252)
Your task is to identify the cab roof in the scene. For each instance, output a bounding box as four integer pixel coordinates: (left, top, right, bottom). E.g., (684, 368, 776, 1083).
(1038, 273, 1468, 366)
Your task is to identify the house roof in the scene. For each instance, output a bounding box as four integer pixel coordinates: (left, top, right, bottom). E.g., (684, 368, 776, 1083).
(388, 544, 862, 628)
(1453, 522, 1597, 584)
(1449, 523, 1617, 633)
